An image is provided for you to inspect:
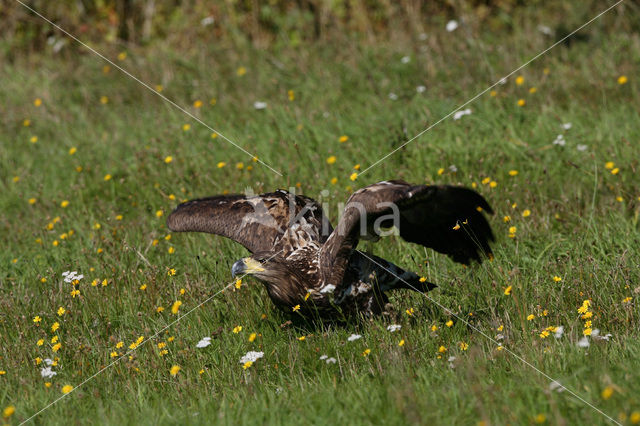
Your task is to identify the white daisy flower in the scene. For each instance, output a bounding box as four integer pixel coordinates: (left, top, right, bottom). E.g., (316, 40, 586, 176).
(386, 324, 401, 332)
(319, 355, 328, 360)
(319, 284, 335, 294)
(196, 337, 212, 348)
(449, 165, 458, 173)
(562, 122, 572, 130)
(553, 326, 564, 339)
(453, 109, 472, 120)
(253, 101, 267, 110)
(347, 334, 362, 342)
(325, 357, 337, 364)
(388, 92, 398, 101)
(537, 25, 553, 36)
(549, 381, 566, 392)
(577, 144, 588, 152)
(41, 366, 56, 378)
(416, 85, 426, 93)
(201, 16, 215, 26)
(239, 351, 264, 364)
(553, 135, 566, 146)
(577, 337, 590, 348)
(446, 20, 458, 32)
(401, 56, 411, 64)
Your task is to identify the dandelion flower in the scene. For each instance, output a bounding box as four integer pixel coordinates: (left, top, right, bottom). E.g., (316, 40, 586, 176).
(233, 325, 242, 333)
(292, 305, 300, 312)
(362, 349, 371, 356)
(611, 168, 620, 175)
(446, 320, 453, 327)
(249, 333, 257, 342)
(517, 99, 525, 107)
(60, 200, 70, 208)
(527, 314, 535, 321)
(601, 386, 614, 400)
(287, 90, 294, 101)
(68, 147, 77, 155)
(529, 87, 537, 94)
(182, 124, 190, 131)
(30, 136, 38, 143)
(155, 210, 163, 218)
(515, 76, 524, 85)
(504, 286, 512, 296)
(617, 75, 628, 85)
(398, 339, 405, 347)
(217, 162, 226, 168)
(235, 279, 242, 289)
(37, 339, 44, 346)
(522, 209, 531, 217)
(171, 301, 182, 314)
(605, 161, 615, 170)
(350, 172, 358, 181)
(338, 135, 349, 143)
(459, 342, 469, 351)
(170, 365, 181, 376)
(405, 307, 415, 316)
(236, 67, 247, 76)
(168, 268, 176, 276)
(164, 156, 173, 164)
(508, 170, 518, 176)
(193, 100, 203, 108)
(438, 346, 447, 353)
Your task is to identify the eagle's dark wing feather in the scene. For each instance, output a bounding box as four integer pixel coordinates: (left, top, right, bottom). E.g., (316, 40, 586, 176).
(167, 190, 332, 254)
(320, 180, 494, 285)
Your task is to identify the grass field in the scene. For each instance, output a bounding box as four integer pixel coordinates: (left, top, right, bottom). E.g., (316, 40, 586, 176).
(1, 2, 640, 424)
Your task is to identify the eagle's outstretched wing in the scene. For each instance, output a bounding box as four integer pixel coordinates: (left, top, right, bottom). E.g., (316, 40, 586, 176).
(320, 180, 494, 285)
(167, 190, 332, 254)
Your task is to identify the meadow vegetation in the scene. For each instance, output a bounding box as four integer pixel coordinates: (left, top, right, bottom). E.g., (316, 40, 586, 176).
(1, 1, 639, 424)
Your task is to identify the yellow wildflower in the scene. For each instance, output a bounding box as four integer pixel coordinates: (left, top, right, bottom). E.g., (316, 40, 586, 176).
(170, 365, 181, 376)
(171, 301, 182, 314)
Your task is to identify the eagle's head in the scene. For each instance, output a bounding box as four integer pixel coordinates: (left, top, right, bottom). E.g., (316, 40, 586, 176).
(231, 253, 291, 284)
(231, 253, 306, 308)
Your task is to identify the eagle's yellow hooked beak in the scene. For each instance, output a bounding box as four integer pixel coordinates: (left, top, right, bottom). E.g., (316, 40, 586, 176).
(231, 257, 265, 277)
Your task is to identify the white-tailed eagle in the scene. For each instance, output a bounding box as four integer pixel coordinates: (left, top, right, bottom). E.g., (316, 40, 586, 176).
(167, 180, 494, 318)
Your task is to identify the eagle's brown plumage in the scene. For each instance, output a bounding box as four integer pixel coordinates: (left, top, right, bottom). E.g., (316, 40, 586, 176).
(167, 180, 494, 318)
